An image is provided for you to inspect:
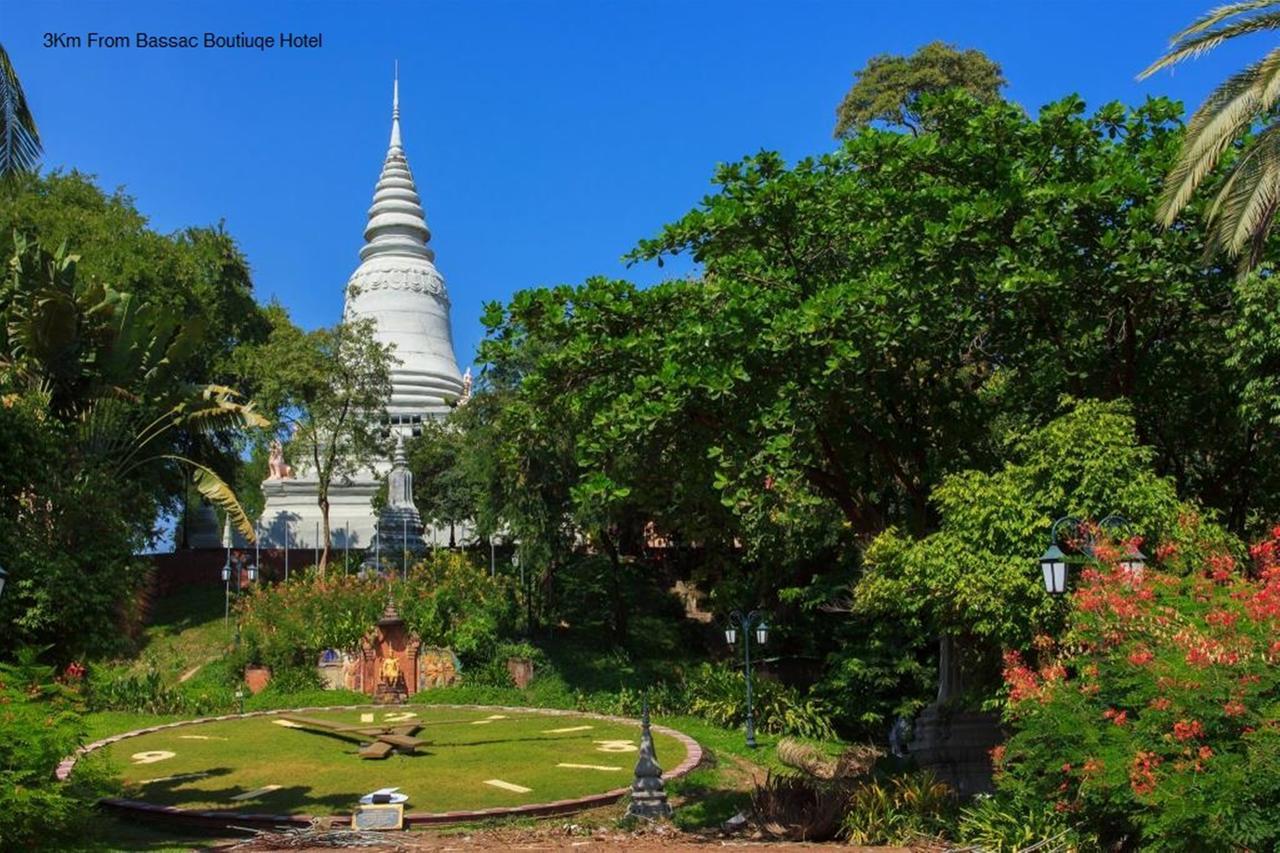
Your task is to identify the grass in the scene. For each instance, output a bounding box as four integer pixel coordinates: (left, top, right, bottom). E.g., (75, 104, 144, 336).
(89, 705, 688, 815)
(74, 576, 847, 839)
(125, 585, 234, 682)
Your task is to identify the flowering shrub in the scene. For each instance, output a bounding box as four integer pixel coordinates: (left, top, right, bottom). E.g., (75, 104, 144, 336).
(0, 647, 115, 848)
(391, 551, 516, 663)
(994, 527, 1280, 850)
(235, 552, 516, 674)
(235, 571, 386, 673)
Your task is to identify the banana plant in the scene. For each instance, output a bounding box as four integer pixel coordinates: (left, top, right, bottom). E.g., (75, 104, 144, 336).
(80, 385, 269, 542)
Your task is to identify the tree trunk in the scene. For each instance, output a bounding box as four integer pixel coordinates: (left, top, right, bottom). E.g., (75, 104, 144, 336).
(599, 528, 628, 646)
(937, 633, 963, 704)
(318, 492, 331, 577)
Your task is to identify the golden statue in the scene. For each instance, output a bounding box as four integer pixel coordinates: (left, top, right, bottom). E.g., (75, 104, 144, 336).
(380, 655, 401, 684)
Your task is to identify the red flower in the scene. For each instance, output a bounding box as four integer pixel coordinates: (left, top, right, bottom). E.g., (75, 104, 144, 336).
(1173, 719, 1205, 742)
(1128, 648, 1154, 666)
(1150, 697, 1172, 711)
(1224, 700, 1247, 717)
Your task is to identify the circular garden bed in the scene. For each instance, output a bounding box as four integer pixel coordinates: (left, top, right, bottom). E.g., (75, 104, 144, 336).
(64, 704, 701, 829)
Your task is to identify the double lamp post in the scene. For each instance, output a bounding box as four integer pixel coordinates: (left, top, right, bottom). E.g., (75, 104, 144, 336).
(1037, 513, 1147, 595)
(724, 609, 769, 748)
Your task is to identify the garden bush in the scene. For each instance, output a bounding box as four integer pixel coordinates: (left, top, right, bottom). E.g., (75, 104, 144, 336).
(392, 551, 516, 663)
(993, 526, 1280, 850)
(235, 570, 385, 672)
(0, 648, 115, 849)
(840, 771, 956, 846)
(685, 663, 837, 740)
(86, 665, 199, 715)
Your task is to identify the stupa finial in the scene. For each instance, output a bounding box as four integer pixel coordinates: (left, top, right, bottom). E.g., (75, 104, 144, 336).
(390, 62, 402, 150)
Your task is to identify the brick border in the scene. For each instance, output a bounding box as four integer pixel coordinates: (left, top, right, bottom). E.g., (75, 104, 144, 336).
(63, 704, 703, 831)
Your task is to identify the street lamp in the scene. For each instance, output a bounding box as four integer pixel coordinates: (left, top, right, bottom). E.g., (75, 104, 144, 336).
(725, 609, 768, 748)
(0, 564, 7, 598)
(1039, 542, 1068, 595)
(1039, 514, 1144, 595)
(222, 562, 232, 625)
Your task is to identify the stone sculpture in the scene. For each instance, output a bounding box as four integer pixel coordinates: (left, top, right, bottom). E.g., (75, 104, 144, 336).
(267, 439, 294, 480)
(626, 696, 673, 819)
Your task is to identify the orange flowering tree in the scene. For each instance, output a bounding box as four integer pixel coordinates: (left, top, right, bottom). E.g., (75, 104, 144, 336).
(994, 527, 1280, 849)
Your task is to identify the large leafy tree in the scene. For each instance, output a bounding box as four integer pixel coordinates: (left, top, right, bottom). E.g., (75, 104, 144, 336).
(406, 416, 481, 547)
(0, 43, 40, 179)
(0, 238, 265, 657)
(0, 171, 273, 533)
(834, 41, 1005, 137)
(472, 279, 739, 641)
(625, 93, 1279, 551)
(1140, 1, 1280, 268)
(243, 312, 394, 574)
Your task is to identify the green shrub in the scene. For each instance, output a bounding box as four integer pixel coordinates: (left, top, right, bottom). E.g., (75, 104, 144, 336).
(685, 663, 837, 740)
(392, 551, 516, 664)
(235, 571, 385, 672)
(840, 771, 956, 846)
(86, 665, 197, 715)
(0, 648, 114, 849)
(956, 793, 1085, 852)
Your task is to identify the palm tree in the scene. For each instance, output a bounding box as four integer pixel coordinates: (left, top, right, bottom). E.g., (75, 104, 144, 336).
(1141, 2, 1280, 270)
(0, 42, 41, 179)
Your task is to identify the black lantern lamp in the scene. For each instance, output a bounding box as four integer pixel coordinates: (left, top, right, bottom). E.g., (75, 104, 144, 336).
(0, 564, 7, 598)
(724, 626, 738, 645)
(1039, 542, 1068, 595)
(755, 621, 769, 645)
(221, 563, 231, 583)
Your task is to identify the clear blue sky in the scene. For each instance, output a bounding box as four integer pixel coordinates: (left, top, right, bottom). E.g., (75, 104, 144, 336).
(2, 0, 1263, 370)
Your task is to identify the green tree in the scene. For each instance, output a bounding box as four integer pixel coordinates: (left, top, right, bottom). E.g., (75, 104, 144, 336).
(406, 416, 480, 548)
(627, 94, 1278, 550)
(0, 171, 273, 529)
(244, 312, 394, 574)
(834, 41, 1005, 137)
(1140, 1, 1280, 268)
(0, 238, 265, 657)
(0, 43, 41, 179)
(853, 399, 1237, 706)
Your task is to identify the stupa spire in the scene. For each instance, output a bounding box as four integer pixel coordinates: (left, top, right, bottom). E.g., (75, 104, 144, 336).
(359, 67, 433, 263)
(390, 61, 402, 150)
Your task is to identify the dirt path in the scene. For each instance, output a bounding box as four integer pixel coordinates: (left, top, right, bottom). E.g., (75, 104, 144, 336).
(224, 824, 899, 850)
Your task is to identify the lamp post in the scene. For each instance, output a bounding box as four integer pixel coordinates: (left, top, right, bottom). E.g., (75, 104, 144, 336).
(222, 560, 231, 625)
(724, 609, 769, 748)
(0, 564, 8, 598)
(512, 548, 531, 636)
(1039, 514, 1147, 596)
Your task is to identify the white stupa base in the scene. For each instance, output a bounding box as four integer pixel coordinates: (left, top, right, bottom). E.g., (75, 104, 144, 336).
(255, 476, 476, 552)
(258, 476, 380, 549)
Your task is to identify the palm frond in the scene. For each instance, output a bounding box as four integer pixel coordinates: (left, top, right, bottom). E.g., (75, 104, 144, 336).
(1158, 49, 1280, 223)
(1141, 6, 1280, 76)
(0, 43, 42, 178)
(1170, 0, 1280, 42)
(1203, 122, 1280, 258)
(123, 384, 269, 470)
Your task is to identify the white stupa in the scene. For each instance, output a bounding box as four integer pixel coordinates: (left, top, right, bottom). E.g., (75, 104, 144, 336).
(345, 71, 464, 423)
(256, 70, 463, 550)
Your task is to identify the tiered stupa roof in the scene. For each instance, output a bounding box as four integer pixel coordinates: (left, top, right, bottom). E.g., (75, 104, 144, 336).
(343, 68, 464, 422)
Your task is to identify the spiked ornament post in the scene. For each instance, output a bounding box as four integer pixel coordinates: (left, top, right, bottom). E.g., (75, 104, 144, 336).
(626, 694, 673, 820)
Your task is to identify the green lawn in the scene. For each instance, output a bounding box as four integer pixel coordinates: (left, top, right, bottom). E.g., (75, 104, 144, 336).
(90, 705, 690, 816)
